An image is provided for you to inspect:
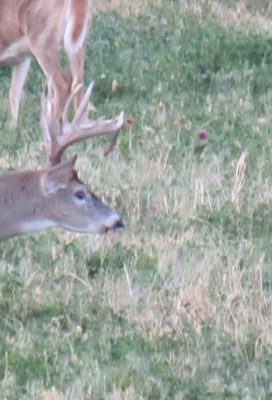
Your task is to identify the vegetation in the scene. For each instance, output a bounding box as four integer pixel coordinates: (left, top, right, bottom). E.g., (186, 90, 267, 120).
(0, 0, 272, 398)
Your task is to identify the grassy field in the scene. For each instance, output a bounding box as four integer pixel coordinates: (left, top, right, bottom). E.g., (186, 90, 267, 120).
(0, 0, 272, 398)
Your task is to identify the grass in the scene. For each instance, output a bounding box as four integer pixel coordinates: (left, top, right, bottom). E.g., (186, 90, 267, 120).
(0, 0, 272, 398)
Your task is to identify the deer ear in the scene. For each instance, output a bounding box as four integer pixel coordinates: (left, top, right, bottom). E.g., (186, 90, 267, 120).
(41, 155, 77, 194)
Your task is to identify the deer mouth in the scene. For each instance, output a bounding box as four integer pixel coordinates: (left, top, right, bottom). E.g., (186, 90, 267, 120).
(103, 218, 125, 233)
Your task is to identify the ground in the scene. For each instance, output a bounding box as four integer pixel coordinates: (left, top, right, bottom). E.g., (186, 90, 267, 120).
(0, 1, 272, 399)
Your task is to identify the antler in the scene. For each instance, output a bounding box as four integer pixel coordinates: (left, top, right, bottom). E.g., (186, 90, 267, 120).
(41, 80, 124, 165)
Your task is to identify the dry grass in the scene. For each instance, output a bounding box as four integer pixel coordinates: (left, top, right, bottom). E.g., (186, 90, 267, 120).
(209, 1, 272, 33)
(96, 0, 272, 32)
(94, 0, 162, 17)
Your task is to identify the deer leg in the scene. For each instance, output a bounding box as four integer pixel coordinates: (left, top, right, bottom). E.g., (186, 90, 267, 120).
(68, 48, 85, 111)
(34, 49, 72, 132)
(9, 57, 32, 122)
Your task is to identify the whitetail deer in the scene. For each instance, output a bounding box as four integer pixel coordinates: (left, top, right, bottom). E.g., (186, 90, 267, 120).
(0, 81, 125, 242)
(0, 0, 92, 124)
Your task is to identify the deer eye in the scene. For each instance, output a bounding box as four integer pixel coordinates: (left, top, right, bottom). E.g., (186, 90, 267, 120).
(74, 190, 86, 200)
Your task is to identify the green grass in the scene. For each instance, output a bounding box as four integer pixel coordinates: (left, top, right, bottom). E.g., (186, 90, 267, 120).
(0, 0, 272, 398)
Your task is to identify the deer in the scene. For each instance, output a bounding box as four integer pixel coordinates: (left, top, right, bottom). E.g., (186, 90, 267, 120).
(0, 81, 125, 242)
(0, 0, 92, 126)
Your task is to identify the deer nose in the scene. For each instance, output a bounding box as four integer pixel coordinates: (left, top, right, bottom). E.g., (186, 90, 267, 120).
(114, 218, 125, 229)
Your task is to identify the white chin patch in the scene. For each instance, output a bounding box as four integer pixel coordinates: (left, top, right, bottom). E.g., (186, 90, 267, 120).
(19, 220, 55, 234)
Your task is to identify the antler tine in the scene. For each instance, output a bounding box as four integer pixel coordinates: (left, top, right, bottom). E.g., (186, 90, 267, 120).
(71, 81, 95, 126)
(56, 110, 124, 164)
(42, 80, 124, 166)
(62, 83, 83, 123)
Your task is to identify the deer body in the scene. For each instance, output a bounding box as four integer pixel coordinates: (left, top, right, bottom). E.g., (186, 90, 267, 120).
(0, 0, 92, 122)
(0, 157, 124, 242)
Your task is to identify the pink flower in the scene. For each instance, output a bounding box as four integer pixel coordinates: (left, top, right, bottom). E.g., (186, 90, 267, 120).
(199, 131, 208, 141)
